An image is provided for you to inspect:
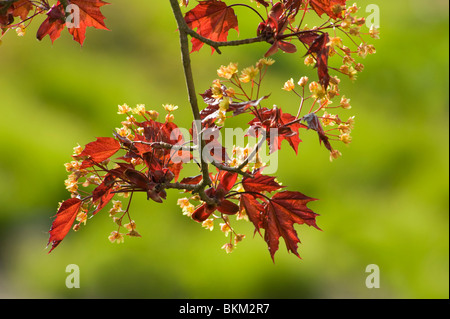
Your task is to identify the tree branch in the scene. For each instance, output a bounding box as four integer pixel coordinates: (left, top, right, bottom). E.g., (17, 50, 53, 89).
(169, 0, 215, 205)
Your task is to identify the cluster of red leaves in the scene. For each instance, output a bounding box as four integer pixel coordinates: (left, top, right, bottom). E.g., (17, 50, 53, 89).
(48, 90, 321, 261)
(0, 0, 108, 45)
(44, 0, 377, 261)
(48, 116, 189, 252)
(184, 0, 349, 90)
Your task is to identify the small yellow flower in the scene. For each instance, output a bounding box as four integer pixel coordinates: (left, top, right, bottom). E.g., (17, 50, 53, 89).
(118, 103, 131, 114)
(329, 149, 342, 162)
(304, 55, 316, 66)
(221, 243, 234, 254)
(256, 57, 275, 69)
(217, 62, 238, 79)
(369, 25, 380, 39)
(215, 110, 227, 126)
(327, 36, 343, 48)
(339, 96, 351, 109)
(340, 133, 352, 144)
(163, 104, 178, 112)
(219, 97, 230, 112)
(73, 144, 83, 156)
(298, 76, 308, 87)
(366, 44, 376, 55)
(147, 110, 159, 121)
(165, 113, 175, 123)
(239, 66, 259, 83)
(320, 97, 333, 108)
(225, 87, 236, 98)
(347, 116, 355, 129)
(76, 212, 87, 225)
(211, 79, 224, 99)
(355, 63, 364, 72)
(108, 231, 124, 244)
(15, 24, 26, 37)
(338, 123, 351, 134)
(133, 104, 146, 116)
(124, 220, 137, 231)
(182, 203, 195, 217)
(236, 207, 249, 221)
(309, 81, 326, 99)
(202, 219, 214, 231)
(321, 111, 336, 126)
(109, 200, 123, 216)
(282, 78, 295, 91)
(177, 197, 190, 209)
(116, 126, 131, 137)
(220, 223, 231, 237)
(347, 3, 359, 13)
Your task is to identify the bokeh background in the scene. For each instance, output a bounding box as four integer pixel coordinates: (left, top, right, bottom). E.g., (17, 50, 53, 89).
(0, 1, 448, 299)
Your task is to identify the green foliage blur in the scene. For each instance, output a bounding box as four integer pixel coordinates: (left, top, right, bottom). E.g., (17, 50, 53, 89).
(0, 1, 448, 299)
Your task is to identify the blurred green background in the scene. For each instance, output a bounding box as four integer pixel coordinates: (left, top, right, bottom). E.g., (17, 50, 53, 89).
(0, 1, 448, 299)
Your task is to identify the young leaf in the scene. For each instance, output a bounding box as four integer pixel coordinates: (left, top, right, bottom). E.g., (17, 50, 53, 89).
(47, 198, 82, 253)
(184, 0, 239, 53)
(36, 4, 66, 43)
(242, 170, 284, 194)
(74, 137, 121, 169)
(239, 193, 265, 233)
(263, 191, 320, 261)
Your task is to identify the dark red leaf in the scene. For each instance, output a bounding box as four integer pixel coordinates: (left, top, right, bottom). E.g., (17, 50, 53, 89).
(180, 174, 203, 185)
(263, 191, 320, 261)
(240, 193, 265, 233)
(36, 4, 65, 43)
(305, 32, 331, 88)
(216, 199, 239, 215)
(242, 171, 284, 194)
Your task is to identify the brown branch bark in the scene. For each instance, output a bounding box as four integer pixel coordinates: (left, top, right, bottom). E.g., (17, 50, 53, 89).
(169, 0, 216, 205)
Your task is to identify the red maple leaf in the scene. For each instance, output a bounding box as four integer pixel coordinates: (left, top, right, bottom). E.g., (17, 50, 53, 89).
(47, 198, 82, 253)
(37, 0, 109, 45)
(239, 189, 320, 261)
(74, 137, 121, 169)
(184, 0, 239, 53)
(242, 170, 284, 194)
(36, 4, 66, 43)
(264, 191, 320, 260)
(305, 32, 331, 88)
(240, 193, 265, 233)
(309, 0, 347, 19)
